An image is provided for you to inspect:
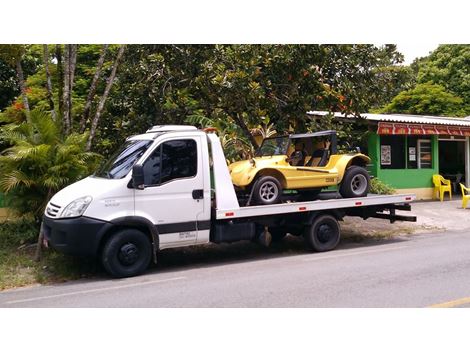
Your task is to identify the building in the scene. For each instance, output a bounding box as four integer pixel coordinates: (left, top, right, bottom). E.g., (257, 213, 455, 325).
(308, 111, 470, 199)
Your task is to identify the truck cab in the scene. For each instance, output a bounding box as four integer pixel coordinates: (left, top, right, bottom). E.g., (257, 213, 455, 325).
(43, 125, 214, 277)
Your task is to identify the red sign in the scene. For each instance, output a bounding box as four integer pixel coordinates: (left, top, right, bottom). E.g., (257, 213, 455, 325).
(448, 126, 463, 136)
(377, 122, 470, 136)
(377, 123, 394, 135)
(394, 124, 409, 135)
(408, 124, 424, 135)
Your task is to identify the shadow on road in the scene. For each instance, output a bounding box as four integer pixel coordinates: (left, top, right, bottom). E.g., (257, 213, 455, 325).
(147, 234, 409, 275)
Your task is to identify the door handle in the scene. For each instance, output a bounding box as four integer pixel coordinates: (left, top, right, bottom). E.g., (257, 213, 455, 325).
(192, 189, 204, 200)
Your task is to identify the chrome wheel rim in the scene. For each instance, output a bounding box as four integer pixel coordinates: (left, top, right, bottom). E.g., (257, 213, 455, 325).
(351, 174, 367, 195)
(259, 181, 278, 202)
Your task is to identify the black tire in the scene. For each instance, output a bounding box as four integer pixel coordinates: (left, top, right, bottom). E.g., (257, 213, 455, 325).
(252, 176, 282, 205)
(102, 228, 152, 278)
(268, 227, 288, 242)
(304, 214, 340, 252)
(339, 166, 370, 198)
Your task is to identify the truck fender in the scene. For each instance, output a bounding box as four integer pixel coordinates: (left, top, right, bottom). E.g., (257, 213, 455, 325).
(108, 216, 159, 264)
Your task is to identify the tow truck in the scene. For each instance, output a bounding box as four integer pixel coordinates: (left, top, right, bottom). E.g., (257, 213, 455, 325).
(43, 125, 416, 277)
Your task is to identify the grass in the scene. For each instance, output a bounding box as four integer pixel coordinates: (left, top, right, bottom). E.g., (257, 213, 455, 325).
(0, 218, 97, 291)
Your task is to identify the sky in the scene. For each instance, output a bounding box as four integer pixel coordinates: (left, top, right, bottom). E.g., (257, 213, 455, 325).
(397, 43, 440, 65)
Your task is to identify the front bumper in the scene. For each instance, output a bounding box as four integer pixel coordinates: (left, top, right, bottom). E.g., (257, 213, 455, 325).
(42, 215, 113, 257)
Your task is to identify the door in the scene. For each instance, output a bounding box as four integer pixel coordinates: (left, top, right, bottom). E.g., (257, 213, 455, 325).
(134, 136, 206, 249)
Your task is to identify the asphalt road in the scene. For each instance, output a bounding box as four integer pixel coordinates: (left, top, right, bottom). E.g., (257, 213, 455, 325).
(2, 230, 470, 307)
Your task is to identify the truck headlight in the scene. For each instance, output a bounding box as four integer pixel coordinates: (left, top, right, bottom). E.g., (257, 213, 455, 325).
(60, 196, 92, 218)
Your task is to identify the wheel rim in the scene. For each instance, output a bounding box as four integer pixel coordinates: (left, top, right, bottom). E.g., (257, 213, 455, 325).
(317, 223, 334, 243)
(351, 174, 367, 195)
(118, 242, 140, 266)
(259, 181, 279, 202)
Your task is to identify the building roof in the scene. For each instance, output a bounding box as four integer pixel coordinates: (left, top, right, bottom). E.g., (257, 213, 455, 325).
(307, 111, 470, 127)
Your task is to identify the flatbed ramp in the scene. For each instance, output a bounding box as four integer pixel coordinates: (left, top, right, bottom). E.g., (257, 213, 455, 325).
(216, 193, 416, 220)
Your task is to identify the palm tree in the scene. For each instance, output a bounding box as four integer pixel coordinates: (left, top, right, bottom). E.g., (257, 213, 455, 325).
(0, 110, 101, 220)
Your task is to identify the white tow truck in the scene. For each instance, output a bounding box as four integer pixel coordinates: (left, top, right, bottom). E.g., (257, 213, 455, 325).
(43, 125, 416, 277)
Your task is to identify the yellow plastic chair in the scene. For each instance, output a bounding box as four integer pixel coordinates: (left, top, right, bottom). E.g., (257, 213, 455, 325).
(460, 183, 470, 209)
(432, 174, 452, 201)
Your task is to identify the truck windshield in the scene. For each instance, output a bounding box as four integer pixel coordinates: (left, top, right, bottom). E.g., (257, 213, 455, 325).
(95, 140, 153, 179)
(255, 136, 290, 157)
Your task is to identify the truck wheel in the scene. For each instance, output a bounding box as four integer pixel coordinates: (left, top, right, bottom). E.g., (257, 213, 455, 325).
(304, 214, 340, 252)
(269, 227, 287, 242)
(339, 166, 370, 198)
(102, 229, 152, 278)
(253, 176, 282, 205)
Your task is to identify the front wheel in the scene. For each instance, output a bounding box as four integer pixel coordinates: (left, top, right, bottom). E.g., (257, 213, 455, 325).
(102, 229, 152, 278)
(339, 166, 370, 198)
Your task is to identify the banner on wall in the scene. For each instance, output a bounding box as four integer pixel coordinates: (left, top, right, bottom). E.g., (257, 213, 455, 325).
(377, 122, 470, 136)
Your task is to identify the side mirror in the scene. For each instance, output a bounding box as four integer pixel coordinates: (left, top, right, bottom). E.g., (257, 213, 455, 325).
(132, 164, 145, 190)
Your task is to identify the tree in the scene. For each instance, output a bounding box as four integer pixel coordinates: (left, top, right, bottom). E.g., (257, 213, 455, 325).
(415, 45, 470, 107)
(0, 110, 101, 220)
(381, 83, 465, 116)
(0, 45, 31, 122)
(86, 44, 126, 150)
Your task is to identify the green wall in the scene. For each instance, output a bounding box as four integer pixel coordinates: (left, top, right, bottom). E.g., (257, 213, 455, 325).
(368, 133, 439, 189)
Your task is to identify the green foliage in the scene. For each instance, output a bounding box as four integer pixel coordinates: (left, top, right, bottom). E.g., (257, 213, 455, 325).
(0, 110, 101, 219)
(0, 218, 38, 248)
(381, 83, 466, 116)
(370, 178, 395, 195)
(415, 45, 470, 106)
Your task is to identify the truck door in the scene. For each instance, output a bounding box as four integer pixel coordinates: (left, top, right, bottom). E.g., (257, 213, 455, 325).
(134, 135, 207, 249)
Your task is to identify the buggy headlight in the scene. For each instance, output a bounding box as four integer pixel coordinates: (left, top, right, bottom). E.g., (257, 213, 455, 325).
(60, 196, 92, 218)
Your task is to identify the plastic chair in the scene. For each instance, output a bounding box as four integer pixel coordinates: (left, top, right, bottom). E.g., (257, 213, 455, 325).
(460, 183, 470, 209)
(432, 174, 452, 201)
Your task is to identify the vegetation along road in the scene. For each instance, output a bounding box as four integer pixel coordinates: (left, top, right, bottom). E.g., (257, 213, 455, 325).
(1, 229, 470, 308)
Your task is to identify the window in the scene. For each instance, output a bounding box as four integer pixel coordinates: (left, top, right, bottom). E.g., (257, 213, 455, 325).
(95, 140, 153, 179)
(380, 135, 432, 170)
(418, 139, 432, 168)
(380, 135, 406, 169)
(143, 139, 197, 186)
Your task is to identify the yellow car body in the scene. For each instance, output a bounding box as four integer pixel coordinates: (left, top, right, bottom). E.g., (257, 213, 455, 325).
(229, 153, 370, 191)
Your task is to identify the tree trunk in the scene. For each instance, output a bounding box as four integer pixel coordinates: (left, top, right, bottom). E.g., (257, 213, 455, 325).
(79, 44, 109, 133)
(62, 45, 71, 135)
(56, 45, 64, 120)
(86, 45, 126, 151)
(68, 44, 78, 130)
(15, 57, 31, 123)
(34, 221, 45, 261)
(233, 113, 259, 149)
(43, 44, 56, 121)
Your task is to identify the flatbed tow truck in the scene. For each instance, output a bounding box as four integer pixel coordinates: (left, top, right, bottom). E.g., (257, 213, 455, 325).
(43, 125, 416, 277)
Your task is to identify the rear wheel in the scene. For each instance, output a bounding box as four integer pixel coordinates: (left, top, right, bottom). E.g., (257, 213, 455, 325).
(304, 214, 340, 252)
(102, 229, 152, 278)
(253, 176, 282, 205)
(339, 166, 370, 198)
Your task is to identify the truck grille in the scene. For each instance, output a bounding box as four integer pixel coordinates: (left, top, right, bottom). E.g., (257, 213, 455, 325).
(46, 202, 62, 218)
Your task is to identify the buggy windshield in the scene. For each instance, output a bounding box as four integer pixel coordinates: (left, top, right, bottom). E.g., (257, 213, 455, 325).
(255, 136, 290, 157)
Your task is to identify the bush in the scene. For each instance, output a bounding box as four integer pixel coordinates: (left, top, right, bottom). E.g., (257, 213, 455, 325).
(370, 178, 395, 195)
(0, 218, 38, 249)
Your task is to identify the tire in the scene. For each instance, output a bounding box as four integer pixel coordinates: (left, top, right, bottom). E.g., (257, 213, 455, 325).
(339, 166, 370, 198)
(102, 228, 152, 278)
(268, 227, 288, 242)
(252, 176, 282, 205)
(304, 214, 340, 252)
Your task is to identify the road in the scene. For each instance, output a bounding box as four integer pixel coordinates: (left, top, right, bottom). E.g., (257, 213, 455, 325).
(2, 230, 470, 307)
